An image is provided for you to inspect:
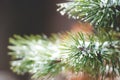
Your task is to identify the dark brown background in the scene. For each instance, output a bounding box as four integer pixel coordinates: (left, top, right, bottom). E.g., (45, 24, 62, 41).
(0, 0, 75, 80)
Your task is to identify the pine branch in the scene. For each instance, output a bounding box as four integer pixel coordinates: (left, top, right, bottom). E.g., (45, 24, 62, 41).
(60, 32, 120, 78)
(8, 32, 120, 79)
(8, 34, 66, 78)
(57, 0, 120, 31)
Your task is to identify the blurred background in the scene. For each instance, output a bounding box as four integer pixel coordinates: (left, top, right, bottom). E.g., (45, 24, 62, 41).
(0, 0, 75, 80)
